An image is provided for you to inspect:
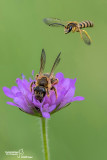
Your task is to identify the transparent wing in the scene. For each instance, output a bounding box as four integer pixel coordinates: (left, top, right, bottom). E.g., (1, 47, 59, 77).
(43, 18, 67, 27)
(39, 49, 46, 74)
(80, 30, 91, 45)
(49, 52, 61, 77)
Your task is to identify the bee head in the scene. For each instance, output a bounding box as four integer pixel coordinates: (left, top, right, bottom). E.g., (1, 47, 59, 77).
(64, 25, 72, 34)
(34, 86, 46, 101)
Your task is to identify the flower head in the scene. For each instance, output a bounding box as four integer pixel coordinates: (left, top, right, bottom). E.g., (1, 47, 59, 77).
(3, 72, 84, 118)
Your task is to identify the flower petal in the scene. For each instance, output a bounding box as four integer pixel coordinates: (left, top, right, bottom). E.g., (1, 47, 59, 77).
(33, 97, 42, 108)
(55, 89, 66, 106)
(58, 96, 84, 110)
(32, 70, 34, 76)
(50, 91, 56, 104)
(61, 78, 71, 91)
(3, 87, 14, 98)
(72, 96, 85, 101)
(56, 72, 64, 82)
(21, 73, 25, 79)
(57, 100, 70, 110)
(14, 96, 34, 114)
(16, 78, 30, 95)
(64, 81, 76, 98)
(7, 102, 18, 107)
(42, 112, 50, 118)
(11, 86, 19, 95)
(48, 104, 56, 112)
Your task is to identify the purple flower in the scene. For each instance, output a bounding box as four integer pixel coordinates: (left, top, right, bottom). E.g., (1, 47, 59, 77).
(3, 72, 84, 118)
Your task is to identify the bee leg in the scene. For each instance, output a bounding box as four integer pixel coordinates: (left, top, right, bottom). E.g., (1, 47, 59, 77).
(51, 78, 59, 85)
(31, 86, 37, 102)
(35, 74, 39, 80)
(51, 86, 58, 99)
(72, 27, 76, 32)
(79, 29, 83, 40)
(30, 81, 35, 92)
(82, 29, 92, 41)
(46, 88, 50, 97)
(32, 89, 36, 102)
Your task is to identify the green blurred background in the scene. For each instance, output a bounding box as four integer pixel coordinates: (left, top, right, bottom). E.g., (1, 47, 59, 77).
(0, 0, 107, 160)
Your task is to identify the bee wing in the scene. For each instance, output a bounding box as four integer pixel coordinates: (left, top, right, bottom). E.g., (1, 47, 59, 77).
(39, 49, 46, 74)
(80, 30, 91, 45)
(43, 18, 67, 27)
(49, 52, 61, 77)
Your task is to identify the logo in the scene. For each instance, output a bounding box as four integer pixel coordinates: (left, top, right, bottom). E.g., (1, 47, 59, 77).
(5, 149, 33, 158)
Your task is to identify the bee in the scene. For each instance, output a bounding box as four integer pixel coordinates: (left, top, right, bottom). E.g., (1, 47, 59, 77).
(30, 49, 61, 102)
(43, 18, 94, 45)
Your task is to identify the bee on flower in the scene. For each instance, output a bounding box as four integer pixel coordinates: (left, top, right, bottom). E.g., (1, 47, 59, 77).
(3, 49, 84, 118)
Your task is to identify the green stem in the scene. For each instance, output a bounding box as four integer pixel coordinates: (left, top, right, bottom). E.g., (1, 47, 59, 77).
(41, 118, 49, 160)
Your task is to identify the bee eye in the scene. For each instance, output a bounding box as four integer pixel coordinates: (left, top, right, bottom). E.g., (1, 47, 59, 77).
(34, 87, 36, 91)
(42, 88, 46, 95)
(34, 88, 37, 92)
(69, 26, 72, 31)
(34, 86, 39, 92)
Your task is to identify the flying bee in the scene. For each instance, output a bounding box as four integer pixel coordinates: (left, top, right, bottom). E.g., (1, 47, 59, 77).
(30, 49, 61, 102)
(43, 18, 94, 45)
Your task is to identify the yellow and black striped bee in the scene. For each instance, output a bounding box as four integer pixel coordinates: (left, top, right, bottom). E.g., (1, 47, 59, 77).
(43, 18, 94, 45)
(30, 49, 61, 102)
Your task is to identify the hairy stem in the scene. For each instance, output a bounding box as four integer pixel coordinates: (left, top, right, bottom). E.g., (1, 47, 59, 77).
(41, 118, 49, 160)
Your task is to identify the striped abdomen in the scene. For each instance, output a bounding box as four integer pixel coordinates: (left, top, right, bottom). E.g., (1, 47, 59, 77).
(79, 21, 94, 28)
